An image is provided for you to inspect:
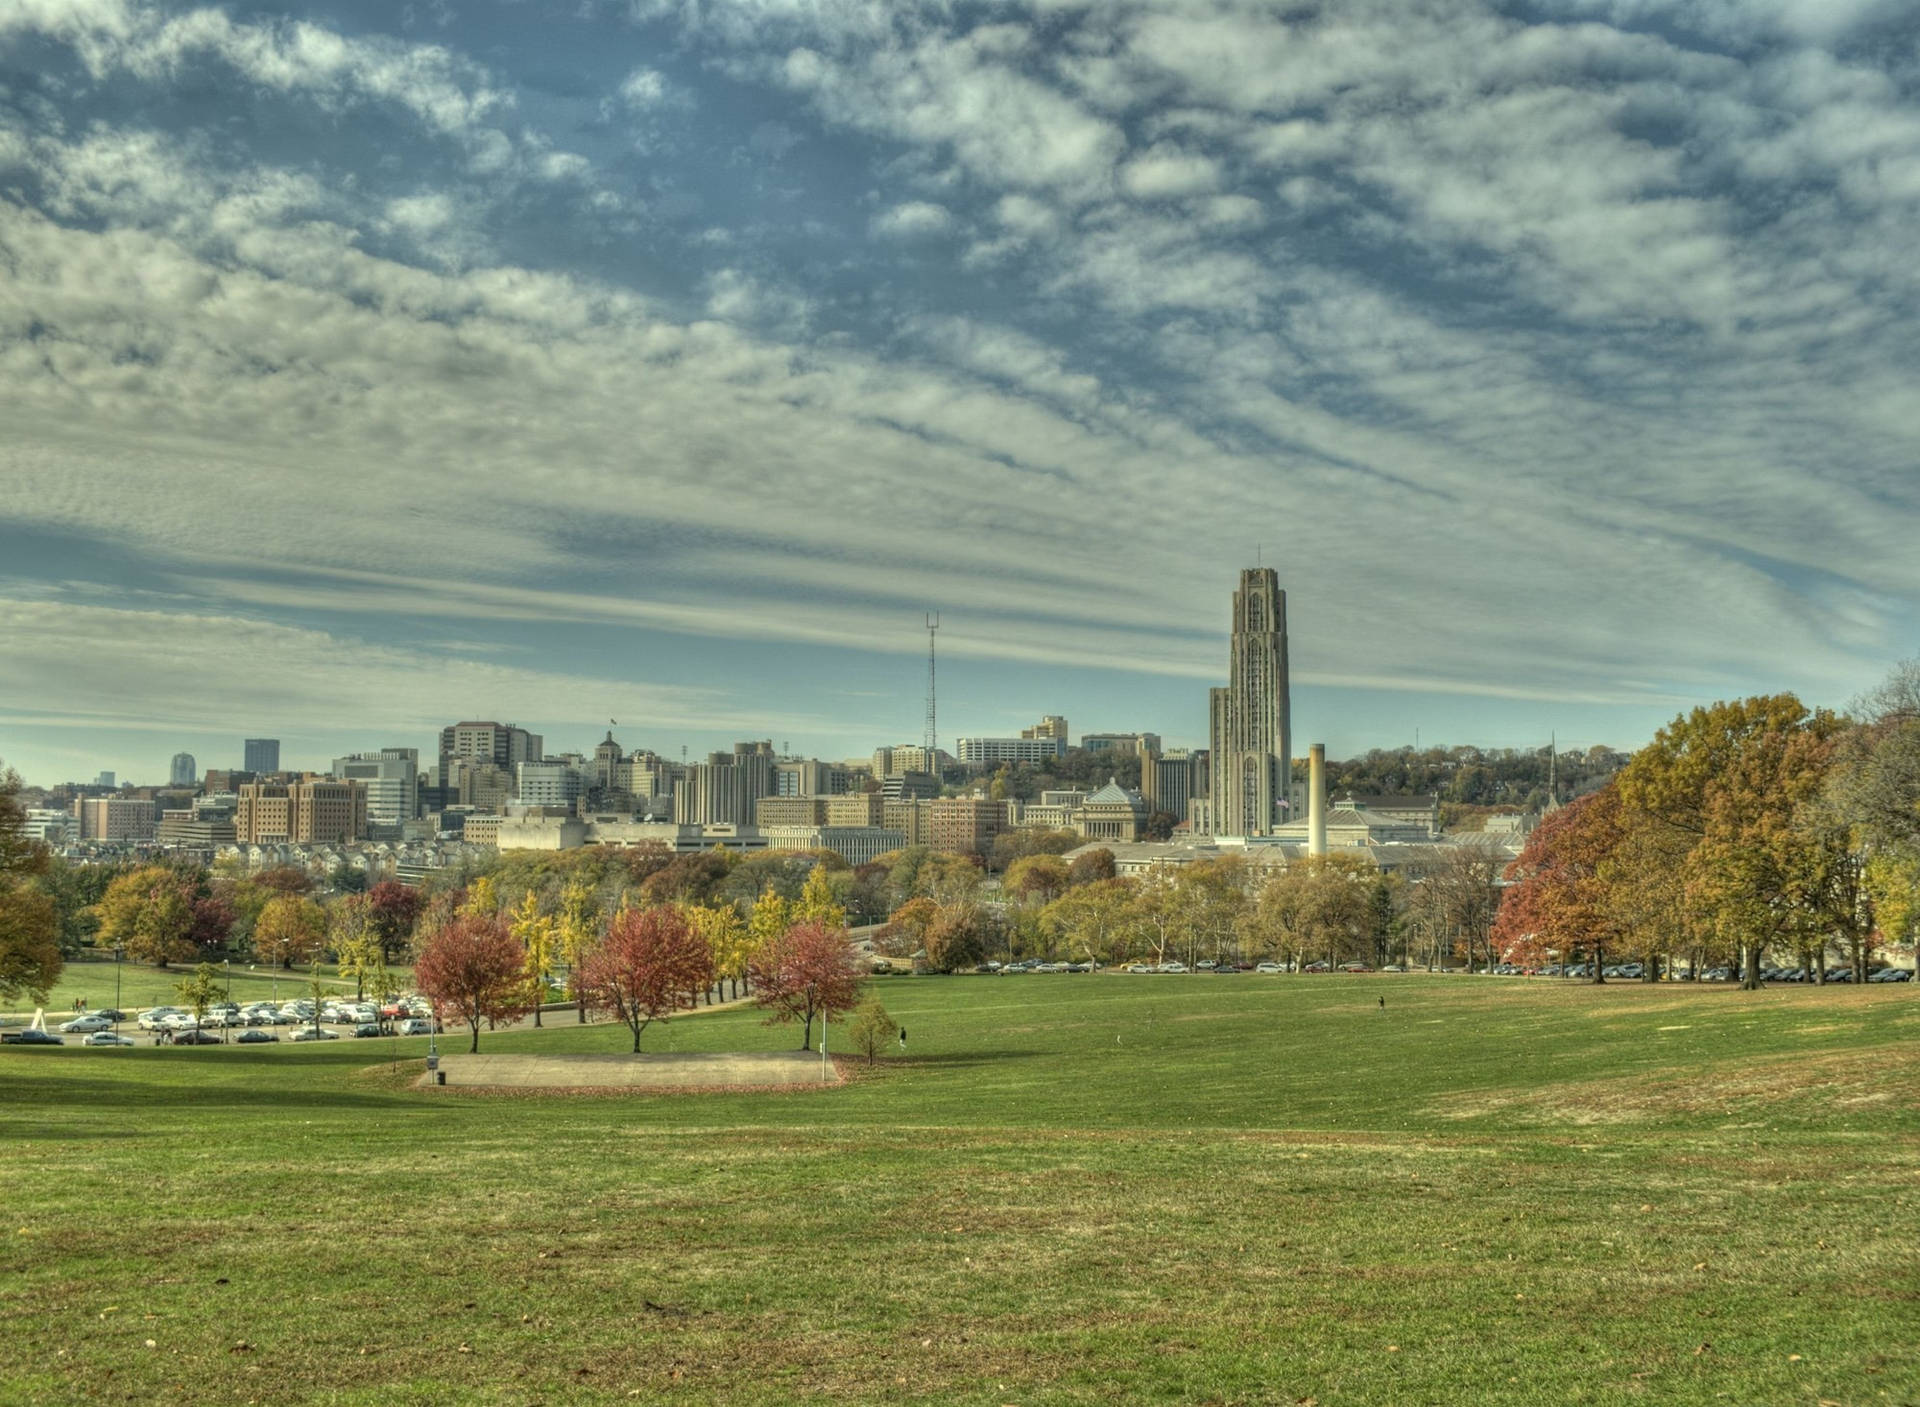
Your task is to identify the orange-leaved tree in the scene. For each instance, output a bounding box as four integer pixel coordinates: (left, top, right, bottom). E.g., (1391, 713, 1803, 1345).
(579, 905, 714, 1053)
(414, 913, 534, 1053)
(748, 919, 864, 1050)
(1493, 785, 1627, 977)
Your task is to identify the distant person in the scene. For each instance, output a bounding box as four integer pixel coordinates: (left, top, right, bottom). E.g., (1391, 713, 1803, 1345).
(898, 1027, 907, 1049)
(1378, 997, 1385, 1009)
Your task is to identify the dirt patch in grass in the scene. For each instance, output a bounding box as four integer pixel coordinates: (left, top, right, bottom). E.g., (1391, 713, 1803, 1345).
(1432, 1044, 1920, 1125)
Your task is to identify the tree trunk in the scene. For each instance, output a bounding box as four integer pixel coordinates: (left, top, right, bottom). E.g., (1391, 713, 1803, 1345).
(533, 1005, 543, 1027)
(1741, 943, 1762, 991)
(469, 1023, 480, 1053)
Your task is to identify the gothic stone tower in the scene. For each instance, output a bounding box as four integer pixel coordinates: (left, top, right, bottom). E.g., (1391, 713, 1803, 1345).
(1208, 567, 1291, 836)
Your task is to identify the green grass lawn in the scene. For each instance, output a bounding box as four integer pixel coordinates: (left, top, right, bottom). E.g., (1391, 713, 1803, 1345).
(3, 974, 1915, 1406)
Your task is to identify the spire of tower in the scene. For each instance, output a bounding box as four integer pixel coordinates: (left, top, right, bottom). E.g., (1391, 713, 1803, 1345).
(924, 612, 940, 762)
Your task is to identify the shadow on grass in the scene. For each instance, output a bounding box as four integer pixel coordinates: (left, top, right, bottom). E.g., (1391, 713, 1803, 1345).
(895, 1050, 1047, 1067)
(1, 1068, 441, 1115)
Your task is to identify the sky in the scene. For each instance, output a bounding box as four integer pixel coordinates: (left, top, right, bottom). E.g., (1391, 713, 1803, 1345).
(2, 0, 1918, 788)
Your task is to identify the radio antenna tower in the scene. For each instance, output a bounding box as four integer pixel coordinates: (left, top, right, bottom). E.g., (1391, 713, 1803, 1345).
(924, 612, 940, 761)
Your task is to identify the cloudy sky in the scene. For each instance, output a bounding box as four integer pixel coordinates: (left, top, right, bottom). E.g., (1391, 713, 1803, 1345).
(3, 0, 1918, 786)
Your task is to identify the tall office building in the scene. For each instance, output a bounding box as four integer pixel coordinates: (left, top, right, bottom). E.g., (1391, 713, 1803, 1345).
(1207, 568, 1291, 836)
(331, 749, 420, 827)
(673, 742, 776, 826)
(243, 738, 280, 773)
(437, 722, 543, 773)
(169, 752, 198, 788)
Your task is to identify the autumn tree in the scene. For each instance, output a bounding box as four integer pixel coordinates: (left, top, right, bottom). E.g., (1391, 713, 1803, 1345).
(1041, 878, 1140, 967)
(1617, 694, 1842, 989)
(1004, 854, 1070, 907)
(510, 890, 557, 1027)
(93, 866, 197, 968)
(874, 896, 939, 960)
(921, 901, 998, 973)
(252, 894, 328, 970)
(749, 919, 865, 1050)
(554, 877, 601, 1020)
(1067, 848, 1117, 886)
(330, 894, 386, 1001)
(794, 864, 847, 928)
(1494, 787, 1628, 976)
(688, 902, 752, 1000)
(365, 880, 425, 959)
(414, 913, 535, 1053)
(1178, 856, 1252, 966)
(0, 762, 61, 1003)
(254, 866, 313, 897)
(579, 905, 714, 1052)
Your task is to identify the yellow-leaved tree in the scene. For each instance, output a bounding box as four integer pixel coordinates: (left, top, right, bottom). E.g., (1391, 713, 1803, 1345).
(511, 889, 557, 1027)
(688, 902, 752, 1000)
(795, 864, 846, 929)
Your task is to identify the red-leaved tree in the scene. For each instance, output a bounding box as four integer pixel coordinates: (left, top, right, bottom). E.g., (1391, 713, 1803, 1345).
(413, 913, 534, 1052)
(1493, 786, 1627, 976)
(579, 905, 714, 1053)
(748, 919, 865, 1050)
(366, 880, 426, 958)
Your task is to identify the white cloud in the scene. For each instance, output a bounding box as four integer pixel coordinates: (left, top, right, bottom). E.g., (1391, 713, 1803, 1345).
(1120, 143, 1222, 199)
(871, 199, 954, 239)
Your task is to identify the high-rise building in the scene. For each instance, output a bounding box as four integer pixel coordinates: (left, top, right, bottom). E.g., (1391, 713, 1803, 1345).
(673, 742, 776, 826)
(331, 749, 420, 827)
(1022, 715, 1070, 744)
(1207, 568, 1291, 837)
(168, 753, 197, 788)
(75, 796, 154, 841)
(515, 759, 583, 810)
(235, 778, 366, 845)
(1081, 732, 1162, 757)
(1140, 746, 1202, 822)
(94, 770, 116, 789)
(437, 722, 543, 773)
(243, 739, 280, 773)
(955, 735, 1066, 767)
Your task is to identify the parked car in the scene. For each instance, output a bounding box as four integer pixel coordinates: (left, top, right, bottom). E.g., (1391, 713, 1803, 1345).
(138, 1007, 185, 1031)
(59, 1014, 112, 1034)
(289, 1028, 339, 1041)
(175, 1030, 223, 1045)
(1303, 961, 1332, 973)
(352, 1023, 382, 1038)
(83, 1031, 137, 1047)
(93, 1008, 129, 1023)
(1339, 963, 1372, 973)
(398, 1018, 440, 1036)
(1869, 967, 1913, 983)
(1254, 962, 1284, 973)
(1, 1029, 63, 1045)
(236, 1029, 279, 1044)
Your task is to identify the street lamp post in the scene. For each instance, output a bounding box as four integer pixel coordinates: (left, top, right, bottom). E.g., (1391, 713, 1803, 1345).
(114, 947, 122, 1032)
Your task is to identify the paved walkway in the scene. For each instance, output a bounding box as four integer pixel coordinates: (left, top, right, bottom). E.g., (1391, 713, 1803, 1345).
(432, 1049, 838, 1089)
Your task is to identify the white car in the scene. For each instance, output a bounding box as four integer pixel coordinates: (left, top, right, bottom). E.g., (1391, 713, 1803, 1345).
(83, 1030, 137, 1047)
(1254, 962, 1284, 974)
(138, 1007, 184, 1031)
(1158, 962, 1188, 974)
(59, 1014, 112, 1033)
(160, 1012, 201, 1031)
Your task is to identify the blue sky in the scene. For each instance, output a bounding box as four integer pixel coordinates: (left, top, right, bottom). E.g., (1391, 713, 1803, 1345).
(2, 0, 1918, 786)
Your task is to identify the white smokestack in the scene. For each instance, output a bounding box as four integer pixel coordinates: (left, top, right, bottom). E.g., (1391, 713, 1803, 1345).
(1308, 743, 1327, 856)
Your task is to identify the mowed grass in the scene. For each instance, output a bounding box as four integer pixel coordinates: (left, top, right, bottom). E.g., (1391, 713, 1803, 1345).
(3, 974, 1916, 1406)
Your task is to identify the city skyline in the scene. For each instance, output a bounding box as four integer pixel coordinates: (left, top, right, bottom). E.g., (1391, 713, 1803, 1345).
(5, 3, 1920, 787)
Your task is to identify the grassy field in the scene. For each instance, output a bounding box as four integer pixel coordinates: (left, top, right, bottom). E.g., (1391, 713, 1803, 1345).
(3, 973, 1916, 1406)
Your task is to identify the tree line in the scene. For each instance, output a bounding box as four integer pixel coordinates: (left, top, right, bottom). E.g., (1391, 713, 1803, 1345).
(1494, 667, 1920, 987)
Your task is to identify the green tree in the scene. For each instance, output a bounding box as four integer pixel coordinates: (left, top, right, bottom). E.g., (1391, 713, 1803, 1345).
(0, 762, 61, 1003)
(848, 997, 897, 1066)
(174, 962, 225, 1036)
